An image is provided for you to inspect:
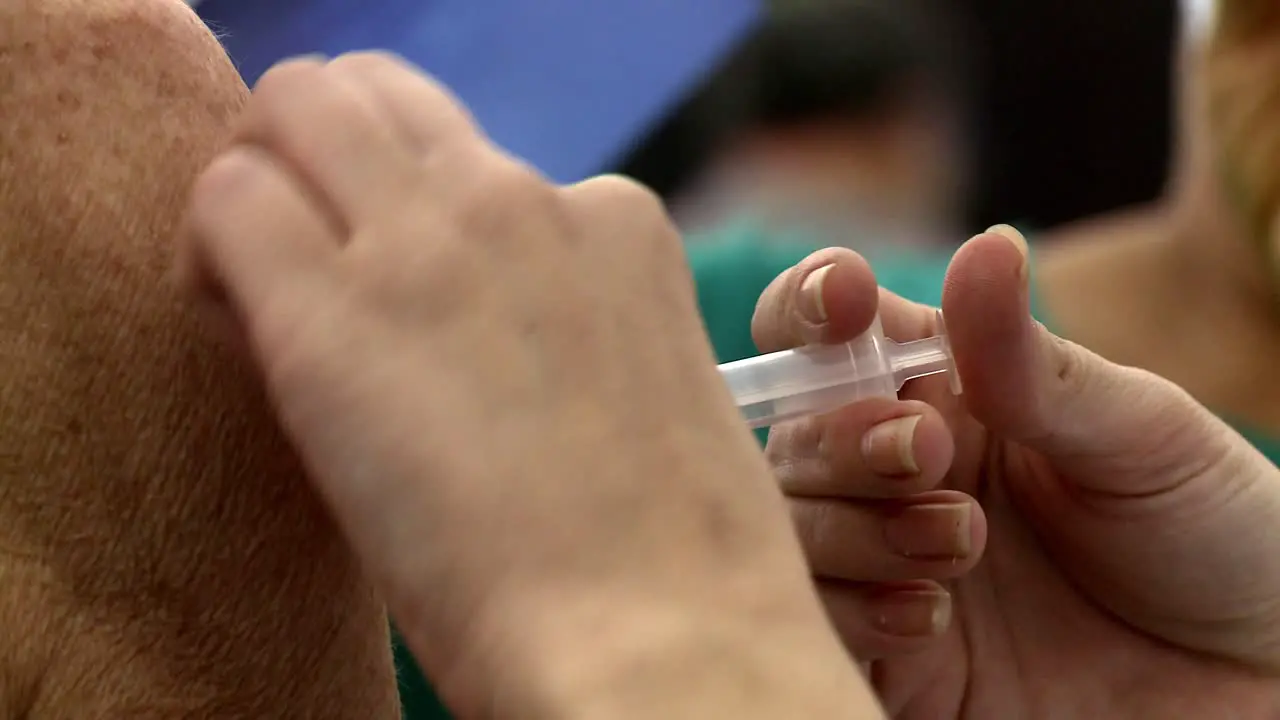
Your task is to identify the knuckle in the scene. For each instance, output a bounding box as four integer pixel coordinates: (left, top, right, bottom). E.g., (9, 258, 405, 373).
(593, 174, 667, 215)
(769, 431, 843, 499)
(189, 148, 269, 226)
(600, 174, 682, 246)
(487, 159, 554, 200)
(247, 62, 333, 137)
(252, 57, 324, 103)
(327, 51, 436, 94)
(790, 500, 834, 553)
(579, 175, 691, 298)
(764, 420, 820, 472)
(328, 50, 404, 73)
(344, 224, 482, 322)
(251, 58, 384, 140)
(459, 158, 564, 236)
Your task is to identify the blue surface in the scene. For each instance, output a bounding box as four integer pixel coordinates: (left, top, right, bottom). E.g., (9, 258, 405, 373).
(198, 0, 761, 182)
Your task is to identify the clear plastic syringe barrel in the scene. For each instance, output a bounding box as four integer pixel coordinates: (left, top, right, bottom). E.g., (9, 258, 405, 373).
(719, 311, 959, 429)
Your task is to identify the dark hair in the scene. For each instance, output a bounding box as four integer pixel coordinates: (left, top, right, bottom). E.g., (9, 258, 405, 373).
(613, 0, 968, 201)
(750, 0, 968, 125)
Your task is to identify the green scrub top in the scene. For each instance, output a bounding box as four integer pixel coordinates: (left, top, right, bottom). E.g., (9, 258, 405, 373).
(395, 220, 1280, 719)
(684, 222, 1280, 461)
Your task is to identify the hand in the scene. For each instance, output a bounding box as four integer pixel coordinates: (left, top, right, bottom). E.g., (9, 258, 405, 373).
(177, 53, 874, 718)
(755, 226, 1280, 718)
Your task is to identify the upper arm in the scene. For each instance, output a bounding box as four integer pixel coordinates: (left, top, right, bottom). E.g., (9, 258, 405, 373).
(0, 1, 399, 716)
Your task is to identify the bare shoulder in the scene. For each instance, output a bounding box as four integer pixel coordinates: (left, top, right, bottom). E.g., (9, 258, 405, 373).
(0, 0, 248, 220)
(1, 0, 240, 84)
(0, 2, 398, 718)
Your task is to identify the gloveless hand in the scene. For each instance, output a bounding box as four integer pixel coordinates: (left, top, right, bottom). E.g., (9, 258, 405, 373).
(177, 53, 874, 719)
(756, 227, 1280, 718)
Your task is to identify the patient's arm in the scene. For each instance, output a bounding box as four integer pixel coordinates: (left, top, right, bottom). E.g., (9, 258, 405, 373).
(0, 1, 400, 717)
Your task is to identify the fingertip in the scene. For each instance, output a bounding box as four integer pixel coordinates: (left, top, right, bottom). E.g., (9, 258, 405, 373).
(942, 227, 1029, 334)
(869, 580, 953, 639)
(856, 401, 954, 488)
(905, 406, 955, 487)
(819, 252, 880, 343)
(819, 579, 953, 661)
(895, 492, 990, 575)
(947, 227, 1029, 294)
(774, 399, 953, 499)
(986, 224, 1030, 273)
(753, 247, 880, 352)
(941, 227, 1040, 431)
(964, 495, 989, 564)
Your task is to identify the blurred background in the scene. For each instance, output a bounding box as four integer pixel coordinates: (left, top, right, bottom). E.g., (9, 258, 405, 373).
(185, 1, 1220, 718)
(193, 0, 1182, 249)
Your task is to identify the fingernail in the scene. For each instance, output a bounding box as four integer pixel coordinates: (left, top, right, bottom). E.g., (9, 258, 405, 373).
(862, 415, 922, 476)
(872, 589, 952, 638)
(799, 264, 834, 324)
(883, 503, 972, 560)
(986, 224, 1030, 280)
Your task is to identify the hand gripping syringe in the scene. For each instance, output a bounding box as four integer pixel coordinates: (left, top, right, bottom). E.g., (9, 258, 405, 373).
(718, 310, 962, 429)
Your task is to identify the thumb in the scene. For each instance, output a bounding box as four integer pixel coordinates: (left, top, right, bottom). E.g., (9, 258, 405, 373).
(943, 225, 1280, 669)
(942, 226, 1227, 493)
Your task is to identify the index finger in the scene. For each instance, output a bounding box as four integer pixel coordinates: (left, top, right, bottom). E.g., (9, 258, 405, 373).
(751, 248, 940, 353)
(237, 57, 420, 229)
(751, 248, 880, 352)
(325, 52, 480, 154)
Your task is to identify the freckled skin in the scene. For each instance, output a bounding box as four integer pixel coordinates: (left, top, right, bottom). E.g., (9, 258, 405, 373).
(0, 1, 400, 717)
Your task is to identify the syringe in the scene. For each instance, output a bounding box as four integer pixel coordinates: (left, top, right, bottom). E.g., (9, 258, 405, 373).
(718, 310, 962, 429)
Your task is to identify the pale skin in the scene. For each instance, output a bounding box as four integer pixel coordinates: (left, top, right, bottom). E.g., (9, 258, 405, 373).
(8, 1, 1280, 717)
(1034, 0, 1280, 432)
(180, 46, 1280, 720)
(179, 52, 875, 719)
(760, 235, 1280, 718)
(764, 1, 1280, 716)
(2, 3, 867, 717)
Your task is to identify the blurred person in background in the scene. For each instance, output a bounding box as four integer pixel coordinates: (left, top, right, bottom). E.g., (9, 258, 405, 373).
(624, 0, 1179, 238)
(620, 0, 971, 249)
(688, 0, 1280, 465)
(672, 0, 971, 250)
(617, 0, 973, 367)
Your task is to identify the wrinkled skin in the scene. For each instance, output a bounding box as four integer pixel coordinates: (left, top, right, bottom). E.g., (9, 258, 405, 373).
(178, 53, 875, 719)
(760, 4, 1280, 716)
(759, 233, 1280, 718)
